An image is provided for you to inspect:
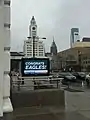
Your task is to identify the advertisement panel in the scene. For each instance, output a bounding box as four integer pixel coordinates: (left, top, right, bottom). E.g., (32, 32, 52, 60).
(21, 58, 50, 76)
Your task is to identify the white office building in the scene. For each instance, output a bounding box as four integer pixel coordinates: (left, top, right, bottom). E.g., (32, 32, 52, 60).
(0, 0, 13, 119)
(23, 16, 45, 58)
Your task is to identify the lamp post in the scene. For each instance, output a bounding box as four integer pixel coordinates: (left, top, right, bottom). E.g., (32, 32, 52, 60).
(27, 36, 46, 90)
(27, 36, 46, 58)
(78, 51, 82, 72)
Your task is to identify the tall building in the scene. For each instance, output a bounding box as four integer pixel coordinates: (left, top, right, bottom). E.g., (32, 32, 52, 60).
(70, 28, 80, 48)
(0, 0, 13, 119)
(50, 37, 57, 55)
(23, 16, 45, 57)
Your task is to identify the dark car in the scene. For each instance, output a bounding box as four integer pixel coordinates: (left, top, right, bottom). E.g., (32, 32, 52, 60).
(72, 72, 86, 81)
(58, 72, 76, 85)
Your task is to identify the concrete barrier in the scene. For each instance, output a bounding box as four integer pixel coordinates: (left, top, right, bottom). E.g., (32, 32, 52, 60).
(3, 112, 13, 120)
(12, 89, 65, 108)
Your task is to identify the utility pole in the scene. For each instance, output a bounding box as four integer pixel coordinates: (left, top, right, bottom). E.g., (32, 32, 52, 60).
(78, 51, 82, 72)
(33, 36, 35, 57)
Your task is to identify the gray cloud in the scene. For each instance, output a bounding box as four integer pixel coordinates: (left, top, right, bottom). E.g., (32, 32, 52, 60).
(11, 0, 90, 52)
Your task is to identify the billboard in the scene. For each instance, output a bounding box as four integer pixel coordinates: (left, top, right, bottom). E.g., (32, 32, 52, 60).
(21, 58, 50, 76)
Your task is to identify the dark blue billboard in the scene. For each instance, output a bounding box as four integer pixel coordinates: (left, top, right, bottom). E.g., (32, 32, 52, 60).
(21, 58, 50, 76)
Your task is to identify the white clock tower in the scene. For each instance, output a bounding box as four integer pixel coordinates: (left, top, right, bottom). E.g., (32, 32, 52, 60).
(23, 16, 45, 57)
(29, 16, 37, 37)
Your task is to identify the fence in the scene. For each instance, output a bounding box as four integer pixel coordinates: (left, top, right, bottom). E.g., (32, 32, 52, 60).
(11, 75, 63, 92)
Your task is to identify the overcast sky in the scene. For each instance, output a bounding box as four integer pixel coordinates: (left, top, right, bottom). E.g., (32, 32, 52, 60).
(11, 0, 90, 52)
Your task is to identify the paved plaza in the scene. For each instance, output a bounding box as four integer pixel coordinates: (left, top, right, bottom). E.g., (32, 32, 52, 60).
(12, 86, 90, 120)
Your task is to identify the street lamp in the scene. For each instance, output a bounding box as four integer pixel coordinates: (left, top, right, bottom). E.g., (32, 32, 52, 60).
(27, 36, 46, 58)
(78, 51, 82, 72)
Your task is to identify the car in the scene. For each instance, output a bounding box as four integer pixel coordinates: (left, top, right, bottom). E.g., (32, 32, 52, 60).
(58, 72, 76, 85)
(85, 73, 90, 86)
(72, 72, 86, 81)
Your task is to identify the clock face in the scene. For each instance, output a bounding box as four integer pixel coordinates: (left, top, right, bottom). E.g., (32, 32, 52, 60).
(32, 27, 36, 30)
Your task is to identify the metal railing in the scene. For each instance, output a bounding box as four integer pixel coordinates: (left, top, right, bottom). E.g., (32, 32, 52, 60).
(11, 75, 63, 91)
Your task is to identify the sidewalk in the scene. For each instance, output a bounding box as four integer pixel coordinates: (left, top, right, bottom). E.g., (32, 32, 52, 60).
(13, 89, 90, 120)
(65, 90, 90, 119)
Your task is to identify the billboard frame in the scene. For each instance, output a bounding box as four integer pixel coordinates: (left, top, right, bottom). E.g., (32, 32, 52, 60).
(21, 57, 50, 77)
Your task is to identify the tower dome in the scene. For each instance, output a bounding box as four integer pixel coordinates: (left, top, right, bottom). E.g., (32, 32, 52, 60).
(29, 16, 37, 37)
(30, 16, 36, 25)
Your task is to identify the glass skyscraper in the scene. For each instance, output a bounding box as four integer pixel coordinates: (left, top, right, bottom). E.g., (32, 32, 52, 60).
(70, 28, 79, 47)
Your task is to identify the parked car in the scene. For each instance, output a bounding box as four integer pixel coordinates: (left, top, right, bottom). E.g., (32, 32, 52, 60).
(85, 73, 90, 86)
(72, 72, 86, 81)
(58, 72, 76, 85)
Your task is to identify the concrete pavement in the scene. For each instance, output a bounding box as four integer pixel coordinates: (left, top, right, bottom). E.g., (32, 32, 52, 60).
(12, 88, 90, 120)
(65, 90, 90, 119)
(11, 75, 90, 120)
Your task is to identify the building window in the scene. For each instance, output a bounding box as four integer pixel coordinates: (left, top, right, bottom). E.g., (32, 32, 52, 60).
(4, 47, 10, 51)
(27, 51, 30, 53)
(4, 0, 10, 6)
(4, 23, 10, 28)
(27, 53, 32, 56)
(39, 49, 43, 51)
(39, 54, 43, 56)
(39, 51, 42, 54)
(26, 41, 31, 44)
(27, 47, 32, 49)
(39, 48, 43, 50)
(39, 42, 42, 44)
(27, 47, 30, 49)
(27, 51, 30, 52)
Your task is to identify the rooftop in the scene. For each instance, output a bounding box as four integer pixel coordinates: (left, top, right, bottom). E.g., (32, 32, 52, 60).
(10, 52, 24, 56)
